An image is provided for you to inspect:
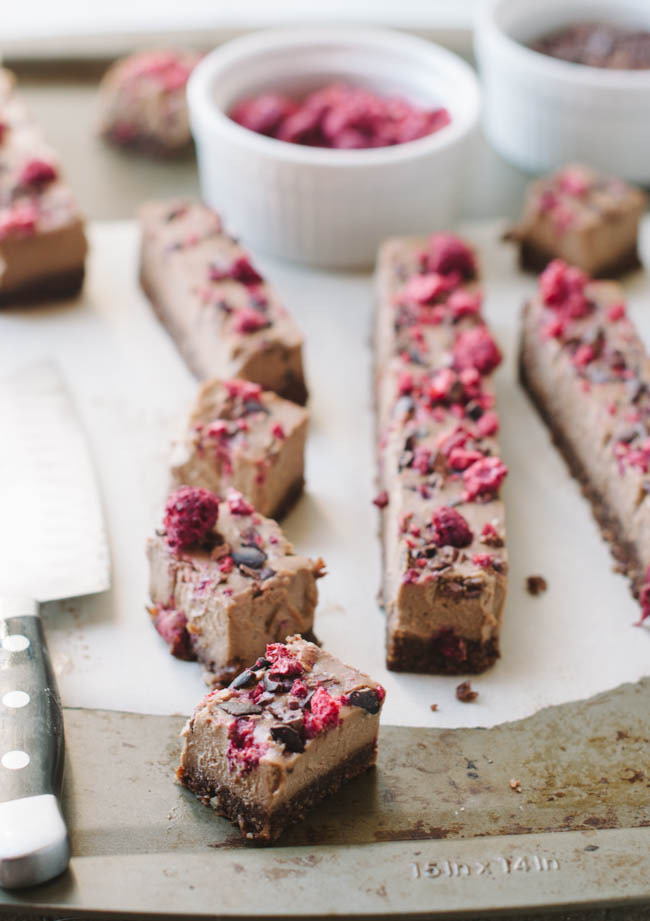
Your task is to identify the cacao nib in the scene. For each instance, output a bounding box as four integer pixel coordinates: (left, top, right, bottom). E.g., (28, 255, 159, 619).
(263, 673, 282, 693)
(346, 688, 381, 714)
(219, 699, 263, 717)
(271, 723, 305, 753)
(455, 680, 478, 703)
(233, 545, 268, 569)
(243, 399, 270, 415)
(526, 575, 548, 596)
(229, 668, 256, 690)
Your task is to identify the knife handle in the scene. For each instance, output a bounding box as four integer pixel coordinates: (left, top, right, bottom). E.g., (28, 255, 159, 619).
(0, 597, 69, 889)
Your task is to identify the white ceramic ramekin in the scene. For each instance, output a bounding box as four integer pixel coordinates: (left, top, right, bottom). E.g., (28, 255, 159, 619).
(475, 0, 650, 182)
(187, 28, 480, 268)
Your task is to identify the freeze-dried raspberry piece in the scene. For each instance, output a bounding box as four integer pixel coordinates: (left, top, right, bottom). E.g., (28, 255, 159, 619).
(432, 506, 473, 548)
(539, 259, 590, 319)
(18, 158, 58, 188)
(463, 456, 508, 502)
(164, 486, 220, 551)
(227, 718, 267, 773)
(453, 327, 502, 375)
(233, 308, 269, 334)
(0, 202, 39, 238)
(423, 233, 477, 279)
(230, 93, 298, 136)
(304, 687, 341, 738)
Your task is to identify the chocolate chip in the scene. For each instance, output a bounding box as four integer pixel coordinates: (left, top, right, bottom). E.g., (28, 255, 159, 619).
(346, 688, 381, 714)
(228, 668, 256, 690)
(462, 577, 484, 598)
(243, 399, 270, 415)
(258, 566, 276, 581)
(218, 699, 263, 717)
(406, 349, 426, 367)
(299, 688, 316, 709)
(262, 673, 281, 693)
(254, 656, 270, 669)
(232, 545, 268, 569)
(271, 723, 305, 753)
(526, 575, 548, 596)
(455, 681, 478, 703)
(466, 401, 484, 421)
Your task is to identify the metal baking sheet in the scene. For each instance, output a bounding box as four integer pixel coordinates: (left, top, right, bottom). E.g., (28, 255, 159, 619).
(1, 679, 648, 917)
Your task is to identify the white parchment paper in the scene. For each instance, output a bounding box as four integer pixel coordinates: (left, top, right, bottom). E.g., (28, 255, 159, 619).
(0, 219, 647, 728)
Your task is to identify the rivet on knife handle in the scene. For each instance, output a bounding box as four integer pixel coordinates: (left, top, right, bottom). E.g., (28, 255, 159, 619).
(0, 596, 69, 889)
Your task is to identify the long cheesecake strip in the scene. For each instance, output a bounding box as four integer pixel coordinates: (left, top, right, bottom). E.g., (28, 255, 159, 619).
(0, 69, 87, 304)
(375, 233, 509, 673)
(139, 199, 307, 404)
(520, 259, 650, 623)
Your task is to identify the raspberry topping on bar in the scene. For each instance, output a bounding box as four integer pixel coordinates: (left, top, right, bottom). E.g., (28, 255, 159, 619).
(164, 486, 220, 551)
(539, 259, 590, 320)
(265, 642, 304, 678)
(227, 489, 255, 516)
(422, 233, 477, 280)
(432, 506, 473, 548)
(453, 327, 502, 375)
(227, 718, 267, 773)
(0, 202, 39, 239)
(209, 256, 264, 286)
(18, 158, 58, 188)
(304, 687, 342, 738)
(463, 456, 508, 502)
(233, 308, 270, 334)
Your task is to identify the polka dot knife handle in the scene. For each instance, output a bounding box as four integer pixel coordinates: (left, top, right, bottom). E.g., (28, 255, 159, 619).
(0, 597, 69, 890)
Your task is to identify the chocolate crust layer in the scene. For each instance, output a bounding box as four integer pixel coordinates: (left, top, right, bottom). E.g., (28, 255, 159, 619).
(386, 632, 500, 674)
(0, 266, 85, 307)
(178, 740, 377, 842)
(517, 239, 641, 280)
(519, 320, 644, 598)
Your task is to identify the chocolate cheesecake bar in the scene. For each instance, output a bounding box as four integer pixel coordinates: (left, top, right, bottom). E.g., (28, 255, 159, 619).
(507, 164, 646, 278)
(98, 49, 201, 156)
(375, 233, 509, 673)
(171, 378, 308, 519)
(177, 635, 385, 841)
(139, 199, 307, 404)
(520, 258, 650, 624)
(147, 486, 325, 685)
(0, 69, 87, 305)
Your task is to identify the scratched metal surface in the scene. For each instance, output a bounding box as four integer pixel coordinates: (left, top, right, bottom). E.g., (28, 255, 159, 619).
(1, 680, 648, 917)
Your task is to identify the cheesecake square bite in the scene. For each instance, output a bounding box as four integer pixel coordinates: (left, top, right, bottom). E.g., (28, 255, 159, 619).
(171, 378, 308, 520)
(507, 164, 646, 278)
(147, 486, 324, 686)
(177, 635, 385, 841)
(0, 68, 87, 305)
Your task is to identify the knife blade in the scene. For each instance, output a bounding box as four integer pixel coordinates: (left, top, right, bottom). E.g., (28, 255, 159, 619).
(0, 362, 110, 889)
